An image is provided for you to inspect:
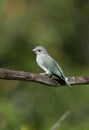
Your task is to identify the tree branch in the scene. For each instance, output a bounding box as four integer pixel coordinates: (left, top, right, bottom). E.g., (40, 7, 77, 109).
(51, 110, 71, 130)
(0, 68, 89, 87)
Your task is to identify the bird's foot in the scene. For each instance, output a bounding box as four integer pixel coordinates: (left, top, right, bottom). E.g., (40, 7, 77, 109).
(39, 73, 46, 75)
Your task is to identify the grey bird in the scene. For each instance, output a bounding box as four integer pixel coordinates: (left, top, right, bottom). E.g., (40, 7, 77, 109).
(32, 46, 71, 87)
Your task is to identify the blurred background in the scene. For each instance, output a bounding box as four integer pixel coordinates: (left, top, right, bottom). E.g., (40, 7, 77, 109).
(0, 0, 89, 130)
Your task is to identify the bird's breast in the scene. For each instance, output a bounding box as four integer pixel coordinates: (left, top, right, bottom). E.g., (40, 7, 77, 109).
(36, 54, 51, 74)
(36, 54, 44, 66)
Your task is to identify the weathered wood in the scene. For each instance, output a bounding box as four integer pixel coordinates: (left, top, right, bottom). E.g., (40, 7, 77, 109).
(0, 68, 89, 87)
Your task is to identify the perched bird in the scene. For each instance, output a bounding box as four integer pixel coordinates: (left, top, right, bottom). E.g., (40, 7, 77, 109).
(32, 46, 71, 87)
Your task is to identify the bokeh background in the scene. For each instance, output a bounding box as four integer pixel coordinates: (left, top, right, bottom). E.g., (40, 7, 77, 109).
(0, 0, 89, 130)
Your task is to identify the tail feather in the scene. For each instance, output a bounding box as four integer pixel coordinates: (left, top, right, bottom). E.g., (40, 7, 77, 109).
(54, 74, 71, 88)
(65, 78, 71, 88)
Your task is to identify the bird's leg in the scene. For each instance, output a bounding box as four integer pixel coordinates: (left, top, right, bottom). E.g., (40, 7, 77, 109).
(39, 72, 51, 77)
(39, 73, 46, 75)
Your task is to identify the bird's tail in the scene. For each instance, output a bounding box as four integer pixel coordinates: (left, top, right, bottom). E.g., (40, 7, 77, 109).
(54, 74, 71, 88)
(65, 77, 71, 88)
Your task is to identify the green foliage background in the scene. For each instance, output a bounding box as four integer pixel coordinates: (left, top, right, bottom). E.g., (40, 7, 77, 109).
(0, 0, 89, 130)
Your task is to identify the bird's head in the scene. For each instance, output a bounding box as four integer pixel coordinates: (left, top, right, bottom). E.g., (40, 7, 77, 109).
(32, 46, 47, 55)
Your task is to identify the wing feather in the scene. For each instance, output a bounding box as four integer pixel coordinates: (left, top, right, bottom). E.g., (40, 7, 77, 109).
(41, 54, 65, 80)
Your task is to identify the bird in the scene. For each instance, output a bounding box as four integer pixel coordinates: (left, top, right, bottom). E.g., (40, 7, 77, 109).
(32, 46, 71, 87)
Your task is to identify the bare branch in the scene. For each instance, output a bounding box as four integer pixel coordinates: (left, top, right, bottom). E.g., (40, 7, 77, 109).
(51, 111, 71, 130)
(0, 68, 89, 87)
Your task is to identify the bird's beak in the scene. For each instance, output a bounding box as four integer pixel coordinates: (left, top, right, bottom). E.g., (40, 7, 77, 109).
(32, 49, 35, 52)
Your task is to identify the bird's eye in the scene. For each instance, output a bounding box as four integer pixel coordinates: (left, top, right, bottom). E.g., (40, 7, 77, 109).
(38, 49, 41, 52)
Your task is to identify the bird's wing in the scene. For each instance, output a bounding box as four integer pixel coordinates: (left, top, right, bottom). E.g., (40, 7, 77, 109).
(41, 54, 65, 79)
